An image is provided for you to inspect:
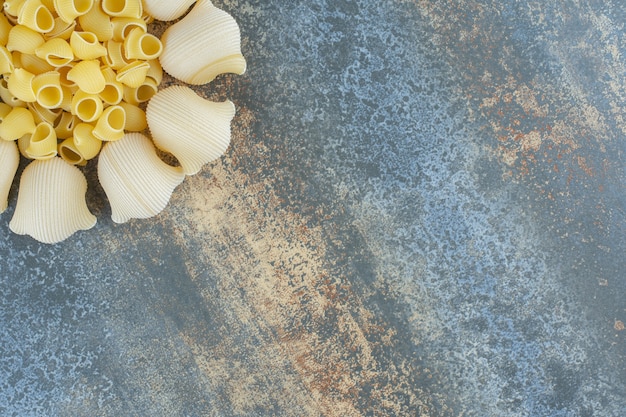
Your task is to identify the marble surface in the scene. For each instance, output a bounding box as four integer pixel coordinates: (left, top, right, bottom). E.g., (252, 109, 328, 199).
(1, 0, 625, 416)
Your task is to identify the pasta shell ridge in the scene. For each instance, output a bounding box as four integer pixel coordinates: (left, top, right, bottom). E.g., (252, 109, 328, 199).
(9, 157, 96, 243)
(0, 139, 19, 213)
(142, 0, 196, 22)
(97, 132, 184, 223)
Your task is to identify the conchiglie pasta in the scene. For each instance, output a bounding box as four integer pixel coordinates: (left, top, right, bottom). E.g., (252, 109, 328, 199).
(6, 68, 36, 102)
(0, 75, 26, 107)
(0, 46, 15, 74)
(17, 0, 55, 33)
(118, 101, 145, 131)
(70, 30, 107, 59)
(66, 59, 105, 93)
(9, 157, 96, 244)
(53, 110, 76, 138)
(123, 27, 161, 60)
(25, 121, 57, 159)
(146, 85, 235, 175)
(110, 16, 145, 41)
(0, 139, 19, 213)
(35, 38, 74, 66)
(160, 0, 246, 85)
(28, 101, 61, 124)
(72, 122, 101, 158)
(18, 51, 55, 74)
(102, 39, 129, 69)
(0, 13, 13, 45)
(115, 60, 149, 88)
(99, 66, 123, 104)
(78, 2, 113, 41)
(7, 25, 45, 54)
(101, 0, 142, 19)
(4, 0, 28, 17)
(122, 76, 156, 104)
(58, 137, 86, 165)
(92, 104, 124, 141)
(54, 0, 95, 24)
(32, 70, 63, 108)
(71, 89, 103, 122)
(45, 16, 76, 40)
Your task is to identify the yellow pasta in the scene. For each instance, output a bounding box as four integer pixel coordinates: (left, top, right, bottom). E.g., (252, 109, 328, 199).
(0, 46, 15, 74)
(0, 75, 26, 107)
(28, 101, 61, 124)
(7, 25, 45, 54)
(101, 0, 142, 19)
(122, 76, 156, 105)
(7, 67, 37, 102)
(72, 122, 101, 158)
(115, 60, 149, 88)
(110, 16, 145, 41)
(32, 71, 63, 108)
(70, 31, 107, 59)
(17, 0, 55, 34)
(0, 103, 13, 122)
(92, 104, 124, 141)
(25, 121, 57, 159)
(45, 17, 76, 40)
(123, 27, 161, 60)
(118, 101, 145, 131)
(70, 89, 103, 122)
(36, 38, 74, 66)
(53, 110, 76, 138)
(17, 52, 54, 74)
(99, 66, 123, 104)
(0, 13, 14, 46)
(145, 58, 162, 85)
(78, 2, 113, 42)
(54, 0, 95, 24)
(66, 59, 105, 93)
(4, 0, 28, 17)
(59, 84, 73, 111)
(58, 137, 86, 165)
(102, 39, 129, 69)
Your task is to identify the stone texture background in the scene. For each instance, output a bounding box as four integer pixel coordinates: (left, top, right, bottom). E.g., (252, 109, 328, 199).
(0, 0, 625, 416)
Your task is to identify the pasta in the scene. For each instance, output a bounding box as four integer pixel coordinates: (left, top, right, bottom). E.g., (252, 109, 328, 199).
(97, 132, 184, 223)
(0, 139, 19, 213)
(35, 38, 74, 66)
(54, 0, 95, 24)
(71, 89, 103, 122)
(146, 85, 235, 175)
(58, 137, 86, 165)
(101, 0, 142, 19)
(17, 0, 55, 34)
(7, 25, 45, 54)
(66, 59, 105, 93)
(0, 46, 15, 74)
(28, 101, 61, 124)
(72, 122, 101, 158)
(9, 157, 96, 244)
(110, 16, 145, 41)
(159, 0, 246, 85)
(122, 75, 156, 104)
(118, 101, 145, 131)
(142, 0, 196, 22)
(78, 2, 113, 41)
(99, 66, 123, 104)
(115, 59, 149, 88)
(0, 107, 36, 140)
(53, 110, 76, 138)
(25, 121, 57, 159)
(70, 30, 107, 59)
(17, 51, 54, 74)
(45, 17, 76, 40)
(123, 27, 161, 60)
(32, 70, 63, 108)
(92, 104, 124, 141)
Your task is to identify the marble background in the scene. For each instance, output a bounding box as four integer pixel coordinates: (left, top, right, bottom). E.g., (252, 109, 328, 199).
(0, 0, 625, 416)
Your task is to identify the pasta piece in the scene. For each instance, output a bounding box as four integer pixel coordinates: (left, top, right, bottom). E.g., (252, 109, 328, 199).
(92, 104, 124, 141)
(7, 67, 37, 102)
(4, 0, 28, 17)
(35, 38, 74, 66)
(0, 103, 13, 121)
(160, 0, 246, 85)
(123, 27, 161, 60)
(9, 157, 96, 244)
(70, 31, 107, 59)
(0, 139, 19, 213)
(53, 110, 76, 138)
(115, 60, 149, 88)
(122, 76, 156, 105)
(0, 76, 26, 107)
(71, 89, 103, 122)
(110, 16, 145, 41)
(99, 66, 123, 104)
(18, 0, 55, 33)
(19, 52, 55, 74)
(54, 0, 95, 23)
(32, 71, 63, 108)
(102, 40, 129, 69)
(0, 46, 15, 74)
(58, 137, 86, 165)
(56, 63, 75, 87)
(142, 0, 195, 22)
(72, 122, 101, 158)
(97, 132, 184, 223)
(78, 1, 113, 41)
(146, 85, 235, 175)
(25, 121, 57, 159)
(59, 84, 73, 111)
(145, 58, 162, 85)
(7, 25, 46, 54)
(45, 17, 76, 40)
(41, 0, 55, 9)
(66, 59, 105, 93)
(28, 101, 62, 124)
(118, 101, 145, 131)
(0, 13, 13, 46)
(101, 0, 142, 19)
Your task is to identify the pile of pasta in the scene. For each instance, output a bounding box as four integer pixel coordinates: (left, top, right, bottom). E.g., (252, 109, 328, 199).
(0, 0, 162, 165)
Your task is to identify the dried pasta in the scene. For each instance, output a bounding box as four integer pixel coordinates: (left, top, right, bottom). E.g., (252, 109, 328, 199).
(71, 89, 103, 122)
(92, 104, 124, 141)
(25, 121, 57, 159)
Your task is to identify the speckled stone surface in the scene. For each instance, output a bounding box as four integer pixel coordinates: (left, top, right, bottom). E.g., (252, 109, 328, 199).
(0, 1, 625, 416)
